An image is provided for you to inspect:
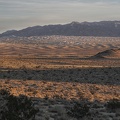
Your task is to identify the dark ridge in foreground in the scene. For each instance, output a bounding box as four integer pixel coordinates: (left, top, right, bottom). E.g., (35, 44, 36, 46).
(0, 21, 120, 37)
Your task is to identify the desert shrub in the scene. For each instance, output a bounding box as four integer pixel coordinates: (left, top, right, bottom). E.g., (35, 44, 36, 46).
(105, 99, 120, 110)
(20, 65, 26, 70)
(53, 94, 63, 99)
(67, 101, 90, 119)
(0, 89, 39, 120)
(0, 89, 10, 96)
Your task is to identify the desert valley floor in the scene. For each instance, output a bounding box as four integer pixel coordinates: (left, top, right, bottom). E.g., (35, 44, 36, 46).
(0, 36, 120, 120)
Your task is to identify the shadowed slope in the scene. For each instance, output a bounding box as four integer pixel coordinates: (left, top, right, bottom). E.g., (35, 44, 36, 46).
(91, 48, 120, 59)
(0, 67, 120, 85)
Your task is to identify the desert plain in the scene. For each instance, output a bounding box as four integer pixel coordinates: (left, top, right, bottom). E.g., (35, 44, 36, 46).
(0, 36, 120, 120)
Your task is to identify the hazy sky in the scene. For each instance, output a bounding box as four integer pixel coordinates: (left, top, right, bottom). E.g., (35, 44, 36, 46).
(0, 0, 120, 33)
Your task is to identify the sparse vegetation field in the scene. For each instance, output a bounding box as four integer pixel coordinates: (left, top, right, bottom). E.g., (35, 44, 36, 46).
(0, 36, 120, 120)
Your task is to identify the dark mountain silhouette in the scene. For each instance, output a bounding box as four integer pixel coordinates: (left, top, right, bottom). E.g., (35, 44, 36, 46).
(0, 21, 120, 37)
(91, 48, 120, 59)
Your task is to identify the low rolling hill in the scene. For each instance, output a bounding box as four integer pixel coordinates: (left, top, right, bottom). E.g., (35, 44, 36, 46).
(91, 48, 120, 59)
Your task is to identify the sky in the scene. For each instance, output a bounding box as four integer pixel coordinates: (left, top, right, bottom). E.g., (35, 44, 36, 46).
(0, 0, 120, 33)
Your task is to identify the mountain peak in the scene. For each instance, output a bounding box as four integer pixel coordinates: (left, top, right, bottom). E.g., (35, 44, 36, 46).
(69, 21, 80, 25)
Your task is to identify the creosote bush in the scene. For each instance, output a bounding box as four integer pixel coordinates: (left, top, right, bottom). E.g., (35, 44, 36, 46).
(105, 99, 120, 110)
(0, 89, 39, 120)
(67, 100, 90, 119)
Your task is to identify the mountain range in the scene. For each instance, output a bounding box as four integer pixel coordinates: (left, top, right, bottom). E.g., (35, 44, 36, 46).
(0, 21, 120, 37)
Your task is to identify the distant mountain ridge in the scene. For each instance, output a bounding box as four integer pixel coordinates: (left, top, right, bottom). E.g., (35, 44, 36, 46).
(1, 21, 120, 37)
